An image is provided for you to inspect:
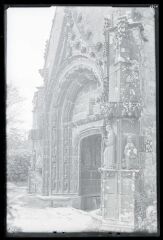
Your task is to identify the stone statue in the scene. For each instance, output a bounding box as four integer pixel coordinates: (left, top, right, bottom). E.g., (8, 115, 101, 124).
(124, 135, 138, 169)
(103, 124, 116, 169)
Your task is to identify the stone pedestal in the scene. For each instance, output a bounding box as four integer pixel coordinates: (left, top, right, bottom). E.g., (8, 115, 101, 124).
(100, 168, 140, 232)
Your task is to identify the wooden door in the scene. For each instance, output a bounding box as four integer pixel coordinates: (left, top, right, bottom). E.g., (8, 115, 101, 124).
(80, 134, 101, 210)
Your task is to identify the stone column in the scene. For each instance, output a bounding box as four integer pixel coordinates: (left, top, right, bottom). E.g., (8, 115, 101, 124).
(99, 11, 147, 231)
(42, 112, 50, 196)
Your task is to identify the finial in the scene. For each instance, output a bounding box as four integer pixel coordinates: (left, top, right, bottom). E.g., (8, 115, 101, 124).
(104, 17, 112, 32)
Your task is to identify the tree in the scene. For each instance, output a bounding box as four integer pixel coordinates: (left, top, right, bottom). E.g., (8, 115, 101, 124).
(7, 84, 32, 182)
(6, 84, 25, 129)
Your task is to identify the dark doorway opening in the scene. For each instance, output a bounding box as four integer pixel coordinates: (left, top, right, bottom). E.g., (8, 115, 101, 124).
(79, 134, 101, 211)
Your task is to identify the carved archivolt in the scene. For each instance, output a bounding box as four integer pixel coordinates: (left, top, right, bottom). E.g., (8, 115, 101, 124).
(48, 58, 103, 194)
(47, 56, 103, 112)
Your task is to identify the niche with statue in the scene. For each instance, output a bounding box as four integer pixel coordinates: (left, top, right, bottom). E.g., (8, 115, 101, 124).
(122, 134, 139, 170)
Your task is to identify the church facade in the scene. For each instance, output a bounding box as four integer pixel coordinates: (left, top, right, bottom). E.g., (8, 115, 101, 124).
(29, 6, 157, 232)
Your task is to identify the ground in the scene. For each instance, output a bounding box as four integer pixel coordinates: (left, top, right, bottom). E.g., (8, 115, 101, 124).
(7, 182, 102, 233)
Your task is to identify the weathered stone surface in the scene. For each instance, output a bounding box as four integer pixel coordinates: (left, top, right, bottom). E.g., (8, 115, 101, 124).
(29, 6, 157, 233)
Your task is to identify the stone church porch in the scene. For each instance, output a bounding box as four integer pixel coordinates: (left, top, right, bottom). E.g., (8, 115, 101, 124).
(28, 6, 157, 234)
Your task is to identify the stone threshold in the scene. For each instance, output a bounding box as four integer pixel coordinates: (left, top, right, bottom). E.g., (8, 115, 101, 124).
(35, 194, 78, 200)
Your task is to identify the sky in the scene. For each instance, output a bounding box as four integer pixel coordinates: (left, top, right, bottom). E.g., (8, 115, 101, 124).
(7, 7, 56, 131)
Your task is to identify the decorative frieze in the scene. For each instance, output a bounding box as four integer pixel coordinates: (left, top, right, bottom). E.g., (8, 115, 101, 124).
(97, 101, 143, 119)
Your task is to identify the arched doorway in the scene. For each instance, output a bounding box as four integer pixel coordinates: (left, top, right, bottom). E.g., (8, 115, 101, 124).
(47, 57, 104, 202)
(79, 133, 102, 211)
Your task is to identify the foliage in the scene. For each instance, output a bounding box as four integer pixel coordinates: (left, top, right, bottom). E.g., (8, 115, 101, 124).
(7, 152, 31, 182)
(136, 201, 157, 232)
(7, 204, 22, 233)
(135, 181, 157, 232)
(7, 84, 32, 183)
(7, 84, 25, 131)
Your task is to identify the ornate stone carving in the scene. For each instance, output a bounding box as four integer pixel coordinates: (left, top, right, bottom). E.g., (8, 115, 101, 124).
(97, 99, 143, 119)
(97, 60, 143, 118)
(144, 129, 153, 153)
(121, 102, 143, 118)
(104, 17, 112, 34)
(121, 62, 142, 104)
